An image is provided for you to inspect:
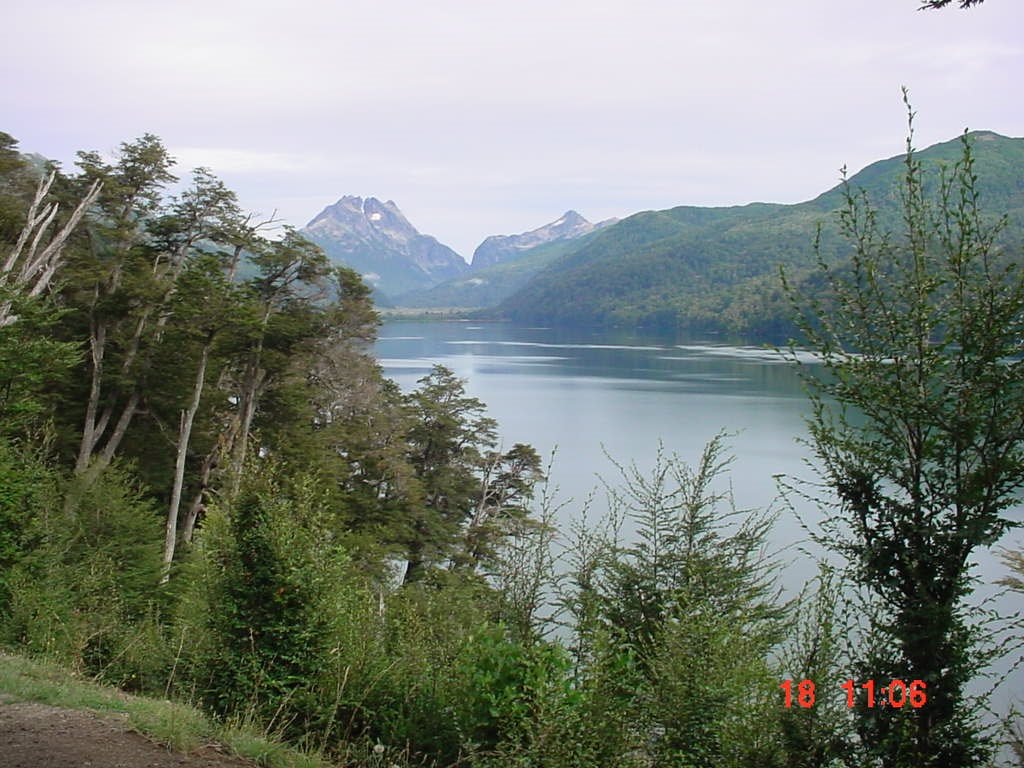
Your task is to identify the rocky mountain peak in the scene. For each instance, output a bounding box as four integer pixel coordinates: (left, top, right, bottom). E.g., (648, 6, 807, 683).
(306, 196, 420, 244)
(301, 196, 467, 298)
(471, 210, 607, 269)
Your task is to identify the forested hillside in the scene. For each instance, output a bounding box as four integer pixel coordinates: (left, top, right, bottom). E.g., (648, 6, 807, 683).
(496, 131, 1024, 336)
(2, 126, 1024, 768)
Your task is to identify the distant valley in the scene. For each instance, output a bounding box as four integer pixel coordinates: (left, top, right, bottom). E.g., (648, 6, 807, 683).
(303, 131, 1024, 336)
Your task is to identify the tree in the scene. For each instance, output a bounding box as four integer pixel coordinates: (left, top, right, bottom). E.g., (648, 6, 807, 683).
(783, 101, 1024, 766)
(919, 0, 983, 8)
(598, 438, 783, 667)
(457, 442, 544, 573)
(599, 438, 787, 766)
(67, 134, 178, 473)
(403, 365, 498, 582)
(131, 169, 245, 574)
(1, 168, 101, 328)
(269, 266, 419, 550)
(0, 137, 100, 432)
(188, 466, 349, 734)
(544, 437, 788, 767)
(222, 226, 332, 495)
(159, 254, 245, 576)
(400, 365, 545, 584)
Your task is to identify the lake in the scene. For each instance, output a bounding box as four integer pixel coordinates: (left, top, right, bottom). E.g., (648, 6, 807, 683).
(375, 317, 1024, 716)
(376, 320, 1022, 590)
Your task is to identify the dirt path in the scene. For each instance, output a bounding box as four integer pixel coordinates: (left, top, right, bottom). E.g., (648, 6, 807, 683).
(0, 698, 254, 768)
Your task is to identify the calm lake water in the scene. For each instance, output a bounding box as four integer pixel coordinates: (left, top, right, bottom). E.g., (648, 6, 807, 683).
(376, 320, 1022, 589)
(376, 318, 1024, 716)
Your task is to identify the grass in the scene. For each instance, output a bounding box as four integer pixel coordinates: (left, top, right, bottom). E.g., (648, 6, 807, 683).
(0, 651, 338, 767)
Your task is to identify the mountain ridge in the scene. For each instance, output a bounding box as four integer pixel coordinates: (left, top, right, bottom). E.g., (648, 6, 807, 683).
(492, 130, 1024, 335)
(470, 210, 616, 269)
(301, 131, 1022, 330)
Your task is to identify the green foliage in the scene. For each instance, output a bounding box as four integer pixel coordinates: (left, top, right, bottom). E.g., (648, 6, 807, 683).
(393, 365, 543, 585)
(613, 439, 786, 765)
(0, 439, 58, 611)
(272, 572, 488, 764)
(646, 607, 785, 768)
(532, 436, 793, 768)
(450, 625, 574, 752)
(599, 436, 785, 670)
(180, 464, 355, 742)
(776, 567, 858, 768)
(2, 463, 163, 671)
(0, 130, 565, 768)
(0, 113, 1013, 768)
(0, 132, 37, 245)
(0, 136, 85, 434)
(0, 292, 81, 434)
(784, 108, 1023, 765)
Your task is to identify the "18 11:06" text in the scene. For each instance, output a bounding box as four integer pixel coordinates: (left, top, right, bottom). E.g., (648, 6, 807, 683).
(780, 679, 927, 709)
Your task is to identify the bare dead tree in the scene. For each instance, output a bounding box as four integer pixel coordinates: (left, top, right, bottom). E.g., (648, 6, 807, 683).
(0, 171, 101, 326)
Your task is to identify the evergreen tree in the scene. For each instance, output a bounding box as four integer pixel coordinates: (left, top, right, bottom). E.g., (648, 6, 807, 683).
(403, 365, 498, 582)
(592, 436, 787, 766)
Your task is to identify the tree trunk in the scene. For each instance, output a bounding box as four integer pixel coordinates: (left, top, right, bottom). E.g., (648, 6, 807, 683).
(75, 320, 106, 473)
(162, 341, 211, 579)
(228, 363, 266, 498)
(181, 446, 219, 544)
(96, 389, 140, 469)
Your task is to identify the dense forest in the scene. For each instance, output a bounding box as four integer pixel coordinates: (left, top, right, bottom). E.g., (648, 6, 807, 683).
(1, 120, 1024, 768)
(493, 131, 1024, 337)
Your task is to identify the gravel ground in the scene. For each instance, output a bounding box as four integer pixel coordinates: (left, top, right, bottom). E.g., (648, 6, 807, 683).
(0, 698, 255, 768)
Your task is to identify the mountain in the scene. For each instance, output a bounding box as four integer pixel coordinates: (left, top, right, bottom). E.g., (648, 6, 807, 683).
(495, 131, 1024, 336)
(470, 210, 615, 269)
(393, 232, 603, 309)
(302, 196, 468, 297)
(394, 210, 614, 308)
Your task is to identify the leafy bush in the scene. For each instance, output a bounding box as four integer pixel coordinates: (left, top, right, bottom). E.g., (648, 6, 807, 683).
(1, 462, 164, 675)
(0, 438, 58, 613)
(450, 624, 574, 752)
(548, 436, 792, 767)
(333, 578, 492, 763)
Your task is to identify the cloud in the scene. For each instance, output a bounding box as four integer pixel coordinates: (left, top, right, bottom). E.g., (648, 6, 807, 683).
(171, 147, 317, 174)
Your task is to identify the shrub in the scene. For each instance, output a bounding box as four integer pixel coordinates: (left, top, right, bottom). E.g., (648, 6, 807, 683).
(1, 461, 164, 675)
(0, 438, 58, 614)
(178, 466, 356, 745)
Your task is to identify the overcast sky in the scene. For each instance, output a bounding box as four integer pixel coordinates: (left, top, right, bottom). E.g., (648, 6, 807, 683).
(3, 0, 1022, 258)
